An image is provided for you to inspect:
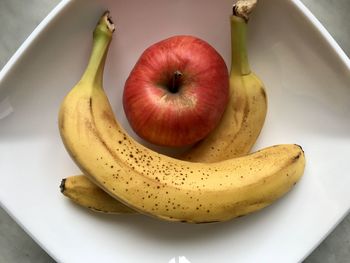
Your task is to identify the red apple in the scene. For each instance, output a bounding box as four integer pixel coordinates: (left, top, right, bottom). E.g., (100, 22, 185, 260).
(123, 35, 229, 147)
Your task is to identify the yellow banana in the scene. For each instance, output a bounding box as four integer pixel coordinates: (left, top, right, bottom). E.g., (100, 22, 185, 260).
(182, 14, 267, 162)
(61, 10, 267, 214)
(60, 175, 135, 214)
(58, 12, 305, 223)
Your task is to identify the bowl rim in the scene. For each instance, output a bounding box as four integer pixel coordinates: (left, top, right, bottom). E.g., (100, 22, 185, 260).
(0, 1, 349, 262)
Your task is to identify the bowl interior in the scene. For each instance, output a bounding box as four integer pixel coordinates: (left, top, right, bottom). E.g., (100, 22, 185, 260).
(0, 0, 349, 262)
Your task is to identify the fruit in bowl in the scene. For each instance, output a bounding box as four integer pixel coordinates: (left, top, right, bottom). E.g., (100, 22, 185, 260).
(59, 2, 305, 223)
(123, 35, 229, 147)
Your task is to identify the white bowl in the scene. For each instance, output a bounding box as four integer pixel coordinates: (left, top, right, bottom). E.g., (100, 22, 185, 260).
(0, 0, 349, 262)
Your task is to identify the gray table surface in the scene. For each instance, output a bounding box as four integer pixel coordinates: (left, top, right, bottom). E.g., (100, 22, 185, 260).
(0, 0, 349, 262)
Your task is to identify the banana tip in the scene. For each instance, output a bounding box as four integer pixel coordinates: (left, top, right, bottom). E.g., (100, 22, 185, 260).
(60, 178, 66, 193)
(102, 10, 115, 32)
(294, 144, 305, 155)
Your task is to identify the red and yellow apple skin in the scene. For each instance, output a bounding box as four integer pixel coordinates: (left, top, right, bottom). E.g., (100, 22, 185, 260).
(123, 35, 229, 147)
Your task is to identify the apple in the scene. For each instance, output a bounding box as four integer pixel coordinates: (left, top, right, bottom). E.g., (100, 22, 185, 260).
(123, 35, 229, 147)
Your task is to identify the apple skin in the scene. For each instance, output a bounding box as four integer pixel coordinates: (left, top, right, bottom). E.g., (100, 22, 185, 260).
(123, 35, 229, 147)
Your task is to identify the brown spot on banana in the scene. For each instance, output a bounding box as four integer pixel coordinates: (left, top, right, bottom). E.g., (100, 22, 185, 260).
(292, 153, 301, 161)
(59, 111, 65, 131)
(260, 86, 267, 100)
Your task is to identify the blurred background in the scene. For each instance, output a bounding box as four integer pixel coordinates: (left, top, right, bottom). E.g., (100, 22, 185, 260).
(0, 0, 349, 262)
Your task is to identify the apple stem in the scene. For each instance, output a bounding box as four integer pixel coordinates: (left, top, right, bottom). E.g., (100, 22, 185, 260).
(170, 70, 183, 93)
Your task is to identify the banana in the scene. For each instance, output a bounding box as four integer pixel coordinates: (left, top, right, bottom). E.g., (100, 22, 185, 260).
(182, 2, 266, 162)
(61, 9, 268, 213)
(60, 175, 135, 214)
(58, 12, 305, 223)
